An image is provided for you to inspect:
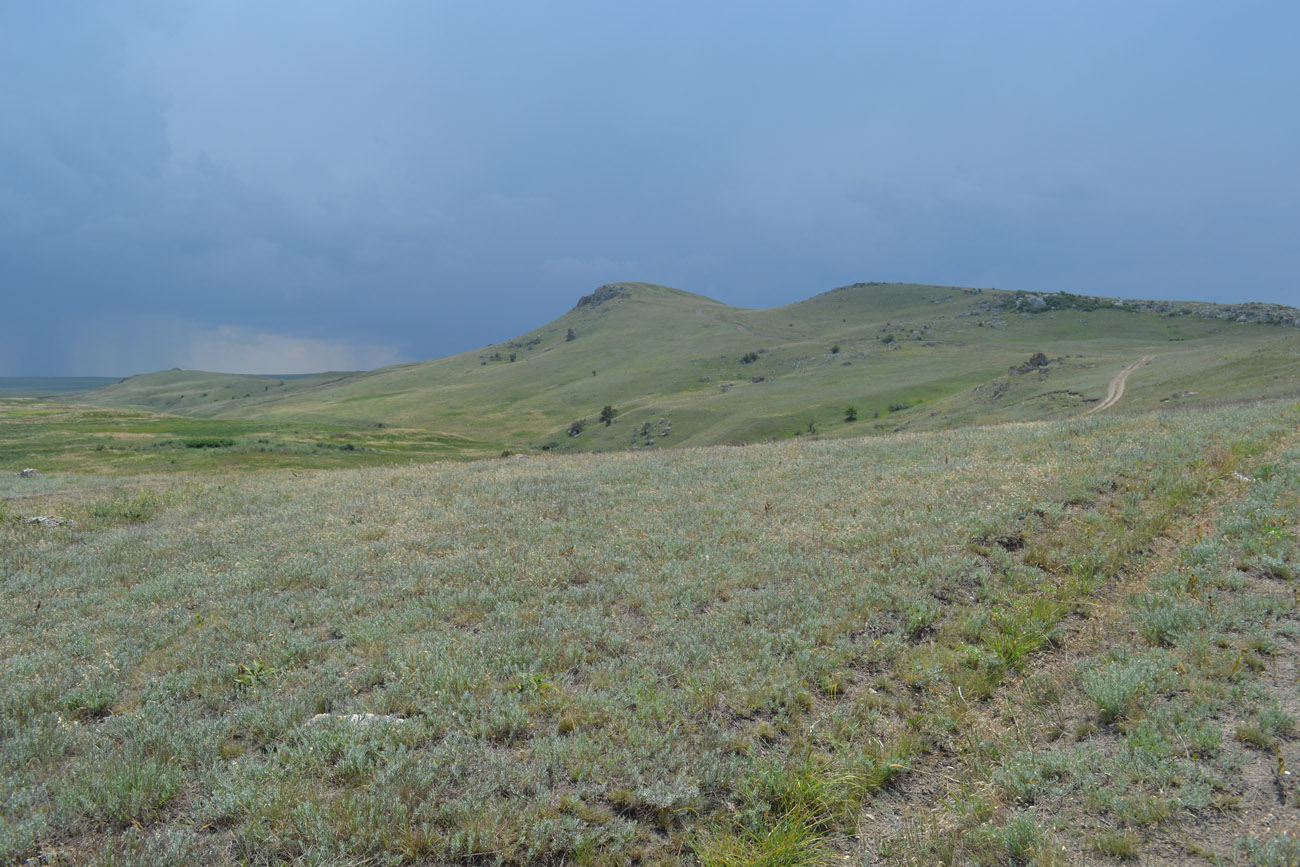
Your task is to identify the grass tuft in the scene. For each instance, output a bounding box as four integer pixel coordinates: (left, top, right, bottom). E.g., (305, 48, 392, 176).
(1091, 829, 1142, 859)
(693, 808, 835, 867)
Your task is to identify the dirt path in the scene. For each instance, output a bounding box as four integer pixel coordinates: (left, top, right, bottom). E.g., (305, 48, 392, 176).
(1084, 354, 1155, 415)
(856, 426, 1299, 865)
(695, 307, 757, 338)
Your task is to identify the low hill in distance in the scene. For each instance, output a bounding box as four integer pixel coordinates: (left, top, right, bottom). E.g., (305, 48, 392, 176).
(0, 377, 120, 396)
(73, 282, 1300, 456)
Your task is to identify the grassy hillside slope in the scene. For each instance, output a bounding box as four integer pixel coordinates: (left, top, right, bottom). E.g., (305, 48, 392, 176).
(3, 401, 1296, 863)
(75, 283, 1300, 454)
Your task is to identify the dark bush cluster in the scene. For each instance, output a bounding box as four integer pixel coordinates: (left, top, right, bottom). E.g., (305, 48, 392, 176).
(183, 437, 235, 449)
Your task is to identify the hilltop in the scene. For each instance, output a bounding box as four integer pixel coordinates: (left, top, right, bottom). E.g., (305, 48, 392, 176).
(73, 282, 1300, 455)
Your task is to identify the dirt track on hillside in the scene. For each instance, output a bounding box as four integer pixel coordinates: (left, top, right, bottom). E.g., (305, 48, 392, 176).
(1085, 354, 1155, 415)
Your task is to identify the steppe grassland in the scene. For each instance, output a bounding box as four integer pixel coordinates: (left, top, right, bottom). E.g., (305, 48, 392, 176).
(1, 402, 1297, 864)
(0, 398, 499, 475)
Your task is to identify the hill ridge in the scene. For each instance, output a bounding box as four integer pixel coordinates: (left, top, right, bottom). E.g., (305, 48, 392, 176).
(71, 281, 1300, 456)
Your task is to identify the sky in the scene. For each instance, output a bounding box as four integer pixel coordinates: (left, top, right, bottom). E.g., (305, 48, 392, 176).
(2, 2, 1298, 376)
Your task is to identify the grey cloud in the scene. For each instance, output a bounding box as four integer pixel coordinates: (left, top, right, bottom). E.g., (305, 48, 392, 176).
(1, 2, 1297, 375)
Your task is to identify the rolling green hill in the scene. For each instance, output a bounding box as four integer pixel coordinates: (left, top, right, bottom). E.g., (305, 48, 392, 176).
(74, 282, 1300, 454)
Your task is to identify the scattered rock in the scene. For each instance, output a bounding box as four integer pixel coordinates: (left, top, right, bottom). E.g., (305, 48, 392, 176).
(1009, 352, 1057, 375)
(19, 468, 40, 478)
(24, 515, 71, 527)
(1089, 297, 1300, 328)
(974, 380, 1012, 401)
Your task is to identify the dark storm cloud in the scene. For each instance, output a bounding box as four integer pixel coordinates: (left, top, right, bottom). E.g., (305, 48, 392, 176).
(2, 1, 1297, 374)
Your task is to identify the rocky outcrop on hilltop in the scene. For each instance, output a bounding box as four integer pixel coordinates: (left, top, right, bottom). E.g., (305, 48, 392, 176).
(1164, 300, 1300, 327)
(999, 291, 1300, 328)
(574, 283, 632, 309)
